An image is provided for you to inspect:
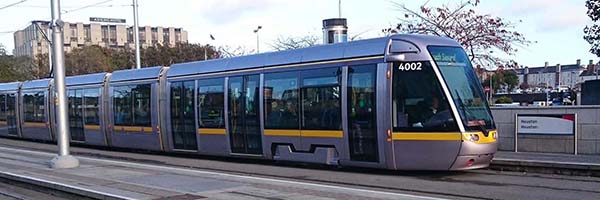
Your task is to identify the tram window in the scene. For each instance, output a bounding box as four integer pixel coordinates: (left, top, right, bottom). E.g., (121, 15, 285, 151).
(392, 61, 457, 132)
(6, 94, 16, 119)
(23, 91, 45, 123)
(83, 88, 100, 125)
(113, 86, 132, 126)
(264, 72, 299, 129)
(114, 84, 151, 126)
(198, 78, 225, 128)
(132, 84, 151, 126)
(301, 68, 341, 130)
(0, 94, 6, 121)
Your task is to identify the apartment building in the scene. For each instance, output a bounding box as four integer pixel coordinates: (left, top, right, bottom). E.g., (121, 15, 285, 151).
(13, 20, 188, 58)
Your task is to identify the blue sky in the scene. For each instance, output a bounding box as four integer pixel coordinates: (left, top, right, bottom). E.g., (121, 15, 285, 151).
(0, 0, 595, 68)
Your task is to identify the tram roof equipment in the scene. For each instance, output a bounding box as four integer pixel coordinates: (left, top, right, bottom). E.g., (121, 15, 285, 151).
(166, 34, 460, 78)
(110, 66, 164, 83)
(0, 82, 20, 92)
(66, 72, 109, 87)
(21, 79, 52, 90)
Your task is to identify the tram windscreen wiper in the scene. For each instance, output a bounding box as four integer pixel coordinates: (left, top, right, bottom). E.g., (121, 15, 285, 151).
(455, 90, 488, 135)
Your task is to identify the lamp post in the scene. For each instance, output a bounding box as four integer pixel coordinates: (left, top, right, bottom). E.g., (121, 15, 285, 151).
(49, 0, 79, 169)
(204, 34, 215, 60)
(253, 26, 262, 53)
(132, 0, 141, 69)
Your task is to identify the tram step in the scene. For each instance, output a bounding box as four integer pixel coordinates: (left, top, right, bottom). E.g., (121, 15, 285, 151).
(273, 146, 339, 165)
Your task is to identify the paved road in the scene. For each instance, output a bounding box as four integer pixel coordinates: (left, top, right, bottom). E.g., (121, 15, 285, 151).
(1, 138, 599, 200)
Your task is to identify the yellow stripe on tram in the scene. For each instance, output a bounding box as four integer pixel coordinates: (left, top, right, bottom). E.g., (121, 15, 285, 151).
(392, 132, 462, 141)
(114, 126, 153, 133)
(264, 129, 301, 137)
(197, 128, 226, 135)
(301, 130, 343, 138)
(264, 129, 343, 138)
(24, 122, 46, 128)
(84, 125, 101, 130)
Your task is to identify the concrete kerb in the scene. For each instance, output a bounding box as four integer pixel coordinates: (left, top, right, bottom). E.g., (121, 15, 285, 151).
(0, 171, 135, 200)
(490, 158, 600, 176)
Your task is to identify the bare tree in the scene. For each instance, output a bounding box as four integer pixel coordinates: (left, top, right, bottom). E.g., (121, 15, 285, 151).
(217, 45, 255, 58)
(384, 0, 531, 68)
(270, 34, 320, 51)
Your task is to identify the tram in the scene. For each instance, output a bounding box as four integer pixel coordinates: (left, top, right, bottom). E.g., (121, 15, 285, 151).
(0, 34, 496, 170)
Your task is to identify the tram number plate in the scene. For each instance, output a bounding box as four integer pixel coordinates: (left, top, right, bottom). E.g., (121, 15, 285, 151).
(397, 62, 422, 71)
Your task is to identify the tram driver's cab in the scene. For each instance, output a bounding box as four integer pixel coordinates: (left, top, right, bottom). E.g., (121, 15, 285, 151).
(387, 36, 497, 170)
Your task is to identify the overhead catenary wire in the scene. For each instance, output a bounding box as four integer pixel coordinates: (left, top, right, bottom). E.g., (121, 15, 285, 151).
(0, 0, 27, 11)
(62, 0, 113, 14)
(13, 4, 129, 9)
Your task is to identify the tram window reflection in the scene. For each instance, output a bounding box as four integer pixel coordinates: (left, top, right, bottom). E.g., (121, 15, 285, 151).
(113, 84, 151, 127)
(23, 91, 45, 123)
(392, 61, 458, 132)
(264, 72, 299, 130)
(301, 68, 341, 130)
(83, 88, 100, 125)
(133, 84, 151, 126)
(113, 86, 132, 126)
(0, 94, 6, 122)
(198, 78, 225, 128)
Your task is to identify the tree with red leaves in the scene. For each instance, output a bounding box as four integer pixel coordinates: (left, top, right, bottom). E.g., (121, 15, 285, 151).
(584, 0, 600, 57)
(383, 0, 531, 69)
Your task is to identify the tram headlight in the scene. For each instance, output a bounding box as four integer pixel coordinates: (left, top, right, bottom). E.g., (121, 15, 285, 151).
(467, 134, 480, 142)
(493, 132, 498, 140)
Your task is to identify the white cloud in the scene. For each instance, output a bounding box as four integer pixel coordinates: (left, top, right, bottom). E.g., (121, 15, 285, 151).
(483, 0, 591, 32)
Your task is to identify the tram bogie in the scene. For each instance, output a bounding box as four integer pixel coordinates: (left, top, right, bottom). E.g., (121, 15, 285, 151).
(0, 34, 497, 170)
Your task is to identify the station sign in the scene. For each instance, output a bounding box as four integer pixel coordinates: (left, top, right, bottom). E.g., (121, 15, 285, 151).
(516, 114, 575, 135)
(90, 17, 126, 24)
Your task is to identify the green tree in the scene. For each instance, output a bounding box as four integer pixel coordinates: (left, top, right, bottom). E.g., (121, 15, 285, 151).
(503, 71, 518, 91)
(495, 96, 513, 104)
(32, 43, 219, 77)
(64, 45, 115, 75)
(0, 44, 37, 82)
(482, 70, 519, 93)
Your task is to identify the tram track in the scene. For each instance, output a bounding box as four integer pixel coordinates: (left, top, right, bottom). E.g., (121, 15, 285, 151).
(1, 137, 600, 200)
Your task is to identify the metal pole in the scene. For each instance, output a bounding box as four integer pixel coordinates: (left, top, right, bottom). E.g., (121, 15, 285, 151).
(253, 26, 261, 54)
(204, 45, 207, 60)
(489, 74, 493, 102)
(574, 113, 578, 155)
(338, 0, 342, 18)
(49, 0, 79, 169)
(514, 113, 518, 152)
(133, 0, 141, 69)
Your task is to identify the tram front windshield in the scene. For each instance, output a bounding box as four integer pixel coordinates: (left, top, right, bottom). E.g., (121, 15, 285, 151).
(392, 59, 458, 132)
(428, 46, 494, 131)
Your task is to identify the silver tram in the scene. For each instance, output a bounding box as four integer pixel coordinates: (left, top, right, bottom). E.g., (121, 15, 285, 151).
(0, 34, 497, 170)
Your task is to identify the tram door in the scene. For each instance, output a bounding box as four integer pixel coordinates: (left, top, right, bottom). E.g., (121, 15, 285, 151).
(68, 89, 85, 142)
(6, 93, 18, 136)
(228, 75, 262, 155)
(171, 81, 197, 150)
(347, 65, 378, 162)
